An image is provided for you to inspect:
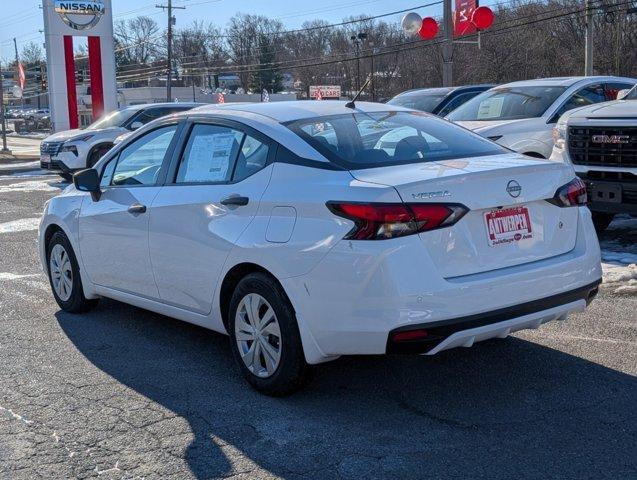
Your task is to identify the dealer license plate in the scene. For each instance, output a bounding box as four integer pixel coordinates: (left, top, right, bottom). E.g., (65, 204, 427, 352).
(484, 206, 533, 247)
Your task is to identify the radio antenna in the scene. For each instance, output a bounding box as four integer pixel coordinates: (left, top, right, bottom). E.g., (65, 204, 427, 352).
(345, 75, 372, 109)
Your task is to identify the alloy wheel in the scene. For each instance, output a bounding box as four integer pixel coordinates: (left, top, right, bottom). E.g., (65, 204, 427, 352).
(235, 293, 282, 378)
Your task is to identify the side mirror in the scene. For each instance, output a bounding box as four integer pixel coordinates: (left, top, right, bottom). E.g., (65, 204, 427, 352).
(129, 121, 144, 131)
(617, 89, 630, 100)
(73, 168, 101, 201)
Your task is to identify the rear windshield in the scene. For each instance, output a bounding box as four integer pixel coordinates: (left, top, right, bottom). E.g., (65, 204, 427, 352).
(285, 111, 506, 169)
(447, 86, 567, 121)
(387, 93, 448, 112)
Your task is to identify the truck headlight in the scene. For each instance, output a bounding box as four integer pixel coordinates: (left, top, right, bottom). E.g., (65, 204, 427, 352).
(552, 122, 567, 151)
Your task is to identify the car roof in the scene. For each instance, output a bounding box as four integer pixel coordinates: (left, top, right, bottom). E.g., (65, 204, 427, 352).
(187, 100, 413, 123)
(125, 102, 202, 110)
(493, 76, 636, 88)
(394, 84, 495, 97)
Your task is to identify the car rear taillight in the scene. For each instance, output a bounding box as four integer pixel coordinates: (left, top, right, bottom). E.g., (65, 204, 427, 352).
(548, 178, 587, 207)
(327, 202, 468, 240)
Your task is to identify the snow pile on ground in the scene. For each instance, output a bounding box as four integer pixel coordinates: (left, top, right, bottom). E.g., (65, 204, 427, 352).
(0, 218, 41, 234)
(600, 215, 637, 295)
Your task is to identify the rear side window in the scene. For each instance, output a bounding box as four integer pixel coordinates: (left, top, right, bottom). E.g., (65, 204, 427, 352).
(176, 124, 243, 183)
(286, 111, 506, 169)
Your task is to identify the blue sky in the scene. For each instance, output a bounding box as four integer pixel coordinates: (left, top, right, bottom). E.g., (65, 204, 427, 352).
(0, 0, 452, 61)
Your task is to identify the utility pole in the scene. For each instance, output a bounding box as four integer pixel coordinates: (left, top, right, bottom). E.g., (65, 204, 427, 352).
(0, 60, 10, 153)
(584, 0, 594, 75)
(156, 0, 185, 102)
(442, 0, 453, 87)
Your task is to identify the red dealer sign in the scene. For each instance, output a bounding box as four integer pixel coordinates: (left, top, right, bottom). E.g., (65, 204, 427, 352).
(453, 0, 478, 37)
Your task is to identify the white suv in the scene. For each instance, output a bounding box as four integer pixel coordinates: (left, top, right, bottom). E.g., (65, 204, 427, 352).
(40, 103, 200, 179)
(447, 77, 636, 159)
(39, 101, 601, 395)
(551, 85, 637, 232)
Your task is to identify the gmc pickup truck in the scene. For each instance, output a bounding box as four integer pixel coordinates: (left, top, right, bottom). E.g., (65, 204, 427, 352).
(551, 85, 637, 232)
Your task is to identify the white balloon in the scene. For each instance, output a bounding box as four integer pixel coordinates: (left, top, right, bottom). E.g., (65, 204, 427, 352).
(401, 12, 422, 35)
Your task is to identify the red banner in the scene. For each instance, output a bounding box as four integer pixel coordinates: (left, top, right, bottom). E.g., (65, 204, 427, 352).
(18, 62, 26, 90)
(453, 0, 477, 37)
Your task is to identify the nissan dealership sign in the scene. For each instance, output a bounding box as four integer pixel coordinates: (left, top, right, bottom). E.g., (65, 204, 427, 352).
(54, 1, 105, 30)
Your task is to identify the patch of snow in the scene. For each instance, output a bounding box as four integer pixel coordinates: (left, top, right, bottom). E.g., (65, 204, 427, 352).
(0, 161, 40, 170)
(0, 218, 40, 233)
(598, 215, 637, 295)
(0, 179, 59, 193)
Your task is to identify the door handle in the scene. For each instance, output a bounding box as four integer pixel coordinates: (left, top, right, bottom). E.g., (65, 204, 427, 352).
(220, 196, 249, 207)
(127, 203, 147, 214)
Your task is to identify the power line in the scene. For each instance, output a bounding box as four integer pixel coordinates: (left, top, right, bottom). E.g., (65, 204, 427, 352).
(115, 0, 630, 82)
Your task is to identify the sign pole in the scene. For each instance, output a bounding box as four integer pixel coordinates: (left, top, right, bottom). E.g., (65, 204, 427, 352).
(442, 0, 454, 87)
(0, 60, 11, 154)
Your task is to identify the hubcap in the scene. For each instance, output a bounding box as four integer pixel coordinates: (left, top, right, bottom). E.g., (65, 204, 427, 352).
(235, 293, 282, 378)
(49, 244, 73, 302)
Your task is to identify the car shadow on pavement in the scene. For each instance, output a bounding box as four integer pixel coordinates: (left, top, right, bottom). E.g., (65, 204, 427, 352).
(56, 299, 637, 479)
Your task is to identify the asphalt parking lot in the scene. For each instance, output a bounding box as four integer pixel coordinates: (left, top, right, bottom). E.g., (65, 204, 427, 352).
(0, 161, 635, 479)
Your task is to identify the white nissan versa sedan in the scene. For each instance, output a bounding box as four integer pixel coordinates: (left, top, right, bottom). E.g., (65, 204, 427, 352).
(39, 101, 602, 395)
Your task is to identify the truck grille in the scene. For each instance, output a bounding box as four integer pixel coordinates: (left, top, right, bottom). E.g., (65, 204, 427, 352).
(568, 126, 637, 168)
(40, 141, 64, 156)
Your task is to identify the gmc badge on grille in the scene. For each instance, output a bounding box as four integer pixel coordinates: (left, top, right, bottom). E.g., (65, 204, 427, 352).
(591, 134, 630, 144)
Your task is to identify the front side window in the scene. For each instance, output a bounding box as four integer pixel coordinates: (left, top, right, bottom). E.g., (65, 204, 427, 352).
(110, 125, 177, 186)
(286, 111, 506, 169)
(625, 85, 637, 100)
(447, 86, 567, 121)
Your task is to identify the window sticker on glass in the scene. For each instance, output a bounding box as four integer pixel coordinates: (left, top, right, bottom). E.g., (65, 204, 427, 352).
(477, 97, 504, 119)
(183, 132, 237, 182)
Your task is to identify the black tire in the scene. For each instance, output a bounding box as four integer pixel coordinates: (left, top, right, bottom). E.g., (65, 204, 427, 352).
(592, 212, 614, 234)
(47, 231, 99, 313)
(87, 145, 112, 168)
(228, 272, 310, 396)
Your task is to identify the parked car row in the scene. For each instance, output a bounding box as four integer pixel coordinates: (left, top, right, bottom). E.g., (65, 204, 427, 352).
(386, 76, 636, 232)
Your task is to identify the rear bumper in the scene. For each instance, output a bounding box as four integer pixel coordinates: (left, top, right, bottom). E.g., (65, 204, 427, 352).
(576, 173, 637, 215)
(387, 280, 599, 354)
(282, 207, 602, 363)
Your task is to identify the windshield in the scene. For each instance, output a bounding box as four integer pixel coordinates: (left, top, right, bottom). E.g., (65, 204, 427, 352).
(387, 93, 448, 112)
(285, 111, 507, 169)
(86, 108, 138, 130)
(626, 85, 637, 100)
(447, 86, 568, 121)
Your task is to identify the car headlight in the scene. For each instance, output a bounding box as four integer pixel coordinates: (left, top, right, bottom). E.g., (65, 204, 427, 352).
(60, 144, 78, 156)
(552, 122, 567, 150)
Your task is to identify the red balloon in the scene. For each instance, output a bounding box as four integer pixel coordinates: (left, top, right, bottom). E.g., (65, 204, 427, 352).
(472, 6, 494, 30)
(418, 17, 439, 40)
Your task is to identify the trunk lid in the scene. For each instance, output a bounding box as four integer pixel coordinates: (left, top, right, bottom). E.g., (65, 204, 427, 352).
(350, 153, 580, 278)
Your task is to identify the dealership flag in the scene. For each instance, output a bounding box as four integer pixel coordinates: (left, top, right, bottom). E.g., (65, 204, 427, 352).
(315, 88, 323, 100)
(217, 92, 225, 104)
(261, 89, 270, 102)
(18, 62, 26, 90)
